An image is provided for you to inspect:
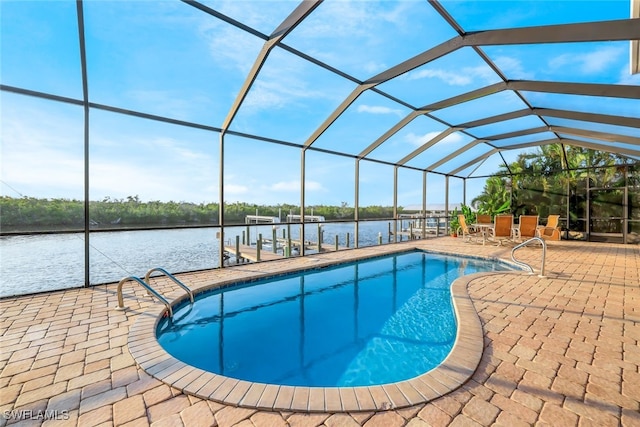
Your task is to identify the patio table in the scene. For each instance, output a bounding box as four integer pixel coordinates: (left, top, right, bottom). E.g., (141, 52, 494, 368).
(472, 223, 494, 245)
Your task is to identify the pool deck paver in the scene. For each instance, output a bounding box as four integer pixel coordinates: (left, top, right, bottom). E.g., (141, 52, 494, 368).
(1, 238, 639, 426)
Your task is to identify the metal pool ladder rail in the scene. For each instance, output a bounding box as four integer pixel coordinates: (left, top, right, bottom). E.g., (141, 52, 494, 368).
(144, 267, 194, 305)
(511, 237, 547, 277)
(115, 267, 194, 318)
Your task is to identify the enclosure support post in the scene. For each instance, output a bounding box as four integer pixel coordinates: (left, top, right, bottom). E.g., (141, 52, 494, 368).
(463, 178, 467, 207)
(354, 159, 360, 248)
(586, 172, 590, 240)
(393, 166, 398, 243)
(219, 132, 225, 268)
(623, 166, 629, 244)
(565, 179, 571, 240)
(445, 175, 450, 234)
(77, 0, 91, 287)
(422, 171, 427, 239)
(300, 149, 306, 256)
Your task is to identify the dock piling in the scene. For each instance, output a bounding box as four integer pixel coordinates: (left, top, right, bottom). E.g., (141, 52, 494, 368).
(257, 235, 262, 262)
(235, 235, 240, 263)
(272, 227, 277, 253)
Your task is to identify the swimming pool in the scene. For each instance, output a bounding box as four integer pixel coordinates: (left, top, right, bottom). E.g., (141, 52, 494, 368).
(156, 250, 511, 388)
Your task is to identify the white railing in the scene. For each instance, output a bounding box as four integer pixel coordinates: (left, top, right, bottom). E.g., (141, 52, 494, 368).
(511, 237, 546, 277)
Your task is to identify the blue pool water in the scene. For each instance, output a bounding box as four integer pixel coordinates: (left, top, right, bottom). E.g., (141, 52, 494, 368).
(156, 251, 511, 387)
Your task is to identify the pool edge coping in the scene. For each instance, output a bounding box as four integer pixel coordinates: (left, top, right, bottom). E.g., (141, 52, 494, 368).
(127, 250, 522, 412)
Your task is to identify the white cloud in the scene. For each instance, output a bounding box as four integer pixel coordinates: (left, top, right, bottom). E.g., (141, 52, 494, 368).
(405, 63, 496, 86)
(1, 104, 84, 199)
(493, 56, 535, 79)
(305, 181, 324, 192)
(281, 0, 418, 78)
(224, 184, 250, 195)
(90, 156, 218, 202)
(407, 69, 471, 85)
(197, 11, 264, 74)
(357, 105, 403, 116)
(548, 46, 625, 74)
(406, 131, 438, 146)
(362, 61, 388, 74)
(239, 47, 349, 114)
(145, 137, 211, 162)
(464, 64, 499, 83)
(295, 0, 413, 39)
(405, 131, 463, 147)
(209, 1, 296, 35)
(269, 180, 324, 192)
(242, 78, 314, 111)
(294, 1, 378, 39)
(270, 181, 299, 192)
(125, 90, 209, 121)
(618, 64, 640, 85)
(1, 97, 222, 203)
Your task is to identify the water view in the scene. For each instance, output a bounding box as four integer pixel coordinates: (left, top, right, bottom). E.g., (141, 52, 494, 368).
(0, 221, 446, 298)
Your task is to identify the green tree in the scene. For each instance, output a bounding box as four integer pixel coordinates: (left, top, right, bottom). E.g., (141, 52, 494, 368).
(473, 145, 634, 228)
(471, 176, 510, 215)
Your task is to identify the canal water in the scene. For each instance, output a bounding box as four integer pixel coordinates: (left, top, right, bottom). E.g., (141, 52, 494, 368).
(0, 221, 446, 297)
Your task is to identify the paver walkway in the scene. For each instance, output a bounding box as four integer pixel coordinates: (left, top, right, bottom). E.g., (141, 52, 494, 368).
(1, 238, 638, 426)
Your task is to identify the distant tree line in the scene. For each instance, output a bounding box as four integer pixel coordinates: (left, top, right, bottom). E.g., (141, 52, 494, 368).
(0, 196, 403, 233)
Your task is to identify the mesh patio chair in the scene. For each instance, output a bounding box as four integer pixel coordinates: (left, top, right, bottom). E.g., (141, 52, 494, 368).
(489, 214, 515, 245)
(477, 214, 492, 224)
(514, 215, 539, 242)
(457, 214, 483, 243)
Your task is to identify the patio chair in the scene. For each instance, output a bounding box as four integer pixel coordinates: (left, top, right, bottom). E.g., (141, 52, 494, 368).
(477, 214, 492, 224)
(457, 214, 483, 243)
(489, 214, 514, 245)
(537, 214, 561, 241)
(513, 215, 539, 242)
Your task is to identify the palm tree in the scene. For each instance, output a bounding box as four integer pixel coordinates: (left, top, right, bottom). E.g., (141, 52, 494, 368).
(472, 176, 510, 215)
(473, 145, 631, 221)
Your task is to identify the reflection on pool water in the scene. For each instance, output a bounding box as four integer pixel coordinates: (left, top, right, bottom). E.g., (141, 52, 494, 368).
(156, 250, 511, 387)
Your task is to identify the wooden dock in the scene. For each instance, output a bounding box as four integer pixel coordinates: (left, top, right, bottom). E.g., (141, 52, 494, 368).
(283, 238, 349, 253)
(393, 226, 444, 239)
(224, 238, 349, 263)
(224, 244, 284, 263)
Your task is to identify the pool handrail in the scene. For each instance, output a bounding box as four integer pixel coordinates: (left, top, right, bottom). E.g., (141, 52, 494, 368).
(511, 237, 546, 277)
(144, 267, 194, 304)
(116, 276, 173, 318)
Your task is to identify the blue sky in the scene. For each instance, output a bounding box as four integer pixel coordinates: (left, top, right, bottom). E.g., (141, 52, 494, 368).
(1, 0, 638, 209)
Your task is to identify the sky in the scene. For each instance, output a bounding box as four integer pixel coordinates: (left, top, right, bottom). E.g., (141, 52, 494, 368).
(1, 0, 639, 209)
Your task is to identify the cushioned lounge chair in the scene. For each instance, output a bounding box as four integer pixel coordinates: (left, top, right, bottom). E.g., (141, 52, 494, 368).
(514, 215, 539, 242)
(489, 214, 514, 245)
(537, 214, 561, 241)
